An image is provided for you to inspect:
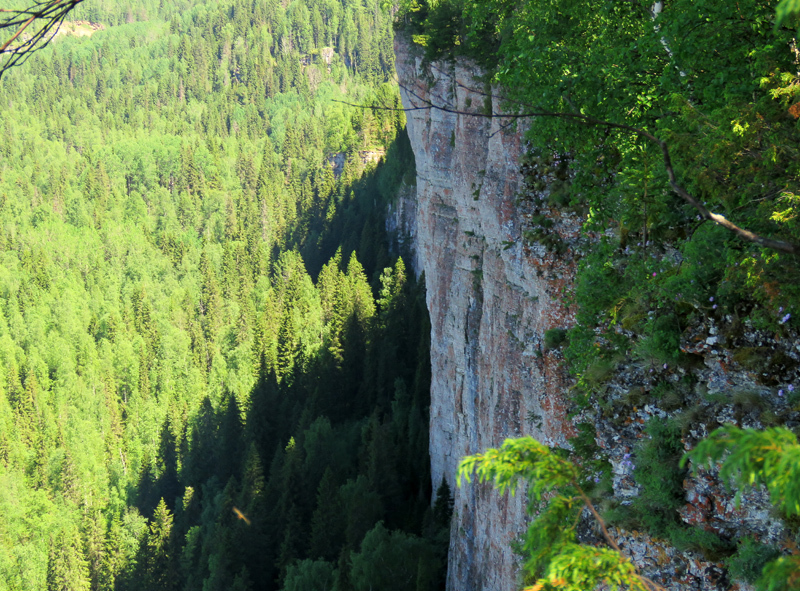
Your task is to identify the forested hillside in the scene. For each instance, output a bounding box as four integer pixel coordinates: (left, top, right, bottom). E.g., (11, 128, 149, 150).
(0, 1, 448, 590)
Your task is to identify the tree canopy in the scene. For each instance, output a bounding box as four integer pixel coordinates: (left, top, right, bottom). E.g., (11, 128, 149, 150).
(0, 1, 445, 589)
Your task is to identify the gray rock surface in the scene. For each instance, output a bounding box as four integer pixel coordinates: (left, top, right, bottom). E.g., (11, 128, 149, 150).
(394, 36, 576, 591)
(392, 33, 799, 591)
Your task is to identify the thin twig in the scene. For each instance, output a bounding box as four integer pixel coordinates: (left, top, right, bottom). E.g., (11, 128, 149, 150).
(575, 489, 621, 552)
(0, 14, 38, 53)
(0, 0, 85, 79)
(575, 486, 668, 591)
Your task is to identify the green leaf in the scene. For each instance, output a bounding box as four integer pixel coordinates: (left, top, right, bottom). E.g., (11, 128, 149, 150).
(775, 0, 800, 28)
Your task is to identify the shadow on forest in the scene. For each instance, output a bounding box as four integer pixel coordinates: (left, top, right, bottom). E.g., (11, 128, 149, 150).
(298, 126, 417, 283)
(120, 130, 448, 591)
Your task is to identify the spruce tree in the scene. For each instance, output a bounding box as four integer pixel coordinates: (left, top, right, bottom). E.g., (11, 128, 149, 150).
(309, 467, 345, 561)
(145, 499, 177, 591)
(47, 524, 91, 591)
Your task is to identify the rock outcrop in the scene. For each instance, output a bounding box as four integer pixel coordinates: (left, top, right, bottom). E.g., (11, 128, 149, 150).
(394, 37, 577, 591)
(393, 34, 799, 591)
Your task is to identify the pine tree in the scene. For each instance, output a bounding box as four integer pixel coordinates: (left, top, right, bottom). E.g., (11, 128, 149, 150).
(200, 248, 222, 349)
(308, 467, 345, 561)
(247, 366, 281, 461)
(216, 393, 246, 483)
(154, 418, 181, 511)
(433, 478, 454, 530)
(346, 252, 376, 324)
(83, 510, 107, 591)
(276, 310, 298, 383)
(98, 516, 128, 591)
(239, 442, 266, 512)
(276, 504, 304, 587)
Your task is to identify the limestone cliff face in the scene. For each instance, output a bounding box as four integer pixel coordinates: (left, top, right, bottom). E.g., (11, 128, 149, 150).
(393, 35, 798, 591)
(394, 37, 577, 591)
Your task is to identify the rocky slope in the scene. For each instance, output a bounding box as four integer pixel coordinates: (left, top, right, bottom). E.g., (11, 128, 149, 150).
(394, 35, 800, 591)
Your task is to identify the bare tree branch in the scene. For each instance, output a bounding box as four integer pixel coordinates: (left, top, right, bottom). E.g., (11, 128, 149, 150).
(335, 76, 799, 256)
(572, 484, 668, 591)
(0, 0, 85, 79)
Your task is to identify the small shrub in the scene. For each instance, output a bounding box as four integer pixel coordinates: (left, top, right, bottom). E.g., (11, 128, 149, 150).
(568, 423, 611, 491)
(732, 347, 771, 373)
(603, 503, 640, 530)
(543, 328, 568, 350)
(652, 381, 684, 411)
(759, 409, 779, 427)
(631, 418, 686, 536)
(732, 389, 766, 413)
(675, 404, 710, 437)
(526, 411, 543, 430)
(725, 537, 781, 584)
(625, 387, 644, 407)
(635, 314, 684, 365)
(619, 299, 647, 331)
(667, 524, 732, 560)
(583, 359, 615, 388)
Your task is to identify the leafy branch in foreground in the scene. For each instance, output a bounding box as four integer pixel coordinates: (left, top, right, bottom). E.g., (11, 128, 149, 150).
(685, 426, 800, 591)
(0, 0, 84, 78)
(457, 437, 665, 591)
(776, 0, 800, 29)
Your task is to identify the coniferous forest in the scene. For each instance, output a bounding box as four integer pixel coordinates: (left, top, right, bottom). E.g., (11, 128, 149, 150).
(0, 1, 450, 590)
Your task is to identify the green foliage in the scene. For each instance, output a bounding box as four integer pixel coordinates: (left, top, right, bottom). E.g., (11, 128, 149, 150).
(458, 437, 577, 498)
(598, 418, 730, 557)
(760, 556, 800, 591)
(432, 478, 454, 530)
(686, 426, 800, 518)
(458, 437, 650, 591)
(568, 422, 610, 490)
(144, 499, 177, 591)
(281, 559, 337, 591)
(458, 431, 782, 590)
(542, 328, 568, 351)
(0, 1, 441, 589)
(686, 426, 800, 589)
(776, 0, 800, 28)
(726, 537, 782, 585)
(631, 419, 686, 536)
(350, 522, 442, 591)
(402, 0, 800, 406)
(47, 522, 92, 591)
(403, 2, 800, 588)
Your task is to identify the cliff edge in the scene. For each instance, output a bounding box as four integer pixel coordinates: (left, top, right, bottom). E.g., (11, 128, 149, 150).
(394, 36, 576, 591)
(394, 31, 800, 591)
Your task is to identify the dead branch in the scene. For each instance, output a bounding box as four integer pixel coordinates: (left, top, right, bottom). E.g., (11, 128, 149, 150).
(0, 0, 85, 79)
(574, 487, 667, 591)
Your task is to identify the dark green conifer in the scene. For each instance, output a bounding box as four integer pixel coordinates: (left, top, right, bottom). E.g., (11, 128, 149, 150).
(145, 499, 177, 591)
(308, 467, 345, 561)
(47, 524, 91, 591)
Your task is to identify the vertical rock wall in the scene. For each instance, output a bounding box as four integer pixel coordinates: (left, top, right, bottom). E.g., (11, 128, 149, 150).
(394, 37, 576, 591)
(386, 182, 422, 274)
(392, 31, 800, 591)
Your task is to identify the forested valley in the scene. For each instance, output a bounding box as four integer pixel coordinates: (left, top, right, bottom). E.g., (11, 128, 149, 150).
(0, 1, 450, 590)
